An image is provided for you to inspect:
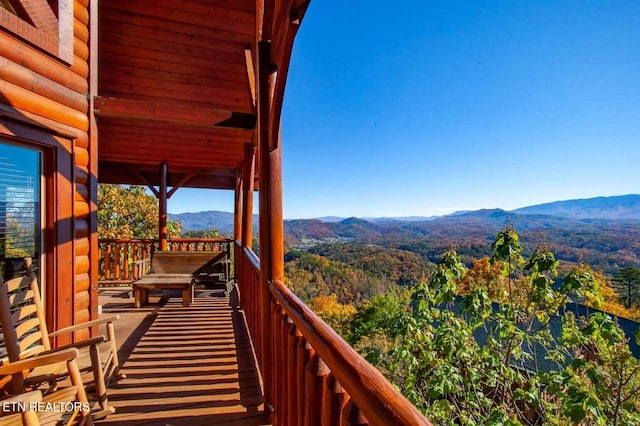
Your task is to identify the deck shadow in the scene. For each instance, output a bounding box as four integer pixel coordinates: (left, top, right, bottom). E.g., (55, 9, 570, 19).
(95, 289, 264, 425)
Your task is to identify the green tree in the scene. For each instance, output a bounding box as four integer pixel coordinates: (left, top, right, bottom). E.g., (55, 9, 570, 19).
(98, 184, 181, 239)
(182, 229, 220, 238)
(612, 267, 640, 308)
(375, 226, 640, 425)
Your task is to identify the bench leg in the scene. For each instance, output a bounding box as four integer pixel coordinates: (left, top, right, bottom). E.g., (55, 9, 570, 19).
(134, 287, 148, 308)
(182, 286, 191, 307)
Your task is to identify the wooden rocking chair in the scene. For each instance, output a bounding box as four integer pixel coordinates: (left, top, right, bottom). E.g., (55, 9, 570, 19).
(0, 348, 94, 426)
(0, 258, 123, 419)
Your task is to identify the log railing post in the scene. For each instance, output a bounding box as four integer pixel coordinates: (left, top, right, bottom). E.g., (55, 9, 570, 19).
(286, 318, 299, 426)
(296, 332, 310, 426)
(103, 243, 112, 280)
(343, 399, 369, 426)
(304, 351, 330, 426)
(326, 374, 348, 426)
(113, 244, 121, 280)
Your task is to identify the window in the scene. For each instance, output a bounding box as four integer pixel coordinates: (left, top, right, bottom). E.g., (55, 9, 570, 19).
(0, 142, 42, 286)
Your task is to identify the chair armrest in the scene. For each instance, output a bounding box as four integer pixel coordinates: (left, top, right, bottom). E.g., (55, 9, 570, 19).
(41, 336, 106, 354)
(0, 349, 79, 376)
(48, 315, 119, 337)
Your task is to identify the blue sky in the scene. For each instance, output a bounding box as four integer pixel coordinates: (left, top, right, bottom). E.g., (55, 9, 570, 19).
(169, 0, 640, 219)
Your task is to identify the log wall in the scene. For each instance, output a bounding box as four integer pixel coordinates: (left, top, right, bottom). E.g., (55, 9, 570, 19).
(0, 0, 95, 343)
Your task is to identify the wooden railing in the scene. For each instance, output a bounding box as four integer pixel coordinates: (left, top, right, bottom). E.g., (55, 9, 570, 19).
(99, 238, 232, 285)
(235, 241, 431, 425)
(99, 239, 155, 284)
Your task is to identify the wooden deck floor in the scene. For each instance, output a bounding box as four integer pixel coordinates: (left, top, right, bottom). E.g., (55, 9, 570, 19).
(94, 287, 266, 425)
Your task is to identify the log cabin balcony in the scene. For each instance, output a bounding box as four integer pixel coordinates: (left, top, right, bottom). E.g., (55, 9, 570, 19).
(94, 238, 431, 425)
(0, 0, 430, 424)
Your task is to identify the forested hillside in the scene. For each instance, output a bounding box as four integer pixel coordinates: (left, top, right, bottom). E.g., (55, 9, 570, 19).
(285, 212, 640, 276)
(284, 244, 432, 304)
(284, 227, 640, 425)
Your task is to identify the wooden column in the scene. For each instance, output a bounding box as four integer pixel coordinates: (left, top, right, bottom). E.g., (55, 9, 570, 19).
(158, 163, 168, 251)
(234, 169, 242, 242)
(88, 0, 99, 323)
(257, 39, 281, 416)
(242, 142, 255, 248)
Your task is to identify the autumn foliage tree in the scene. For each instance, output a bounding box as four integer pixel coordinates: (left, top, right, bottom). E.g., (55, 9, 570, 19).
(98, 184, 182, 239)
(347, 227, 640, 424)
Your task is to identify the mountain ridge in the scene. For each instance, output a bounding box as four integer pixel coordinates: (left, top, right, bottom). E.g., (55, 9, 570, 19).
(170, 194, 640, 234)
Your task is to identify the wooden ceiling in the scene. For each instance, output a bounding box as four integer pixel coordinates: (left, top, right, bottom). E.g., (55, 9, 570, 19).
(96, 0, 277, 190)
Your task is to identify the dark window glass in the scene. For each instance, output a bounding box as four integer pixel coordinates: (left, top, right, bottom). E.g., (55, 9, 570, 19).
(0, 143, 41, 281)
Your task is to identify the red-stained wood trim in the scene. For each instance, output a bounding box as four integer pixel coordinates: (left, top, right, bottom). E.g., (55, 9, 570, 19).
(97, 117, 252, 140)
(94, 97, 240, 128)
(98, 139, 244, 162)
(158, 163, 168, 250)
(97, 81, 251, 115)
(99, 153, 243, 171)
(98, 12, 249, 56)
(103, 0, 255, 37)
(264, 0, 308, 150)
(241, 142, 255, 248)
(98, 53, 246, 89)
(55, 135, 75, 346)
(257, 38, 281, 417)
(99, 12, 253, 61)
(261, 0, 274, 41)
(88, 0, 99, 324)
(245, 47, 257, 109)
(270, 280, 432, 425)
(97, 62, 248, 94)
(234, 170, 242, 241)
(98, 36, 246, 70)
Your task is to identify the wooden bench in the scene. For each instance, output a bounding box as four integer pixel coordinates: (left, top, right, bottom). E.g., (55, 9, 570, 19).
(133, 251, 229, 308)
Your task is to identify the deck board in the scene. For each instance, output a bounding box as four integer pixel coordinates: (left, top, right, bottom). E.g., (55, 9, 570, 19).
(95, 288, 266, 425)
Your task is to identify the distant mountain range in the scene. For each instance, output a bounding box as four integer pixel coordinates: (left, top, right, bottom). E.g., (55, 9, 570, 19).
(170, 194, 640, 235)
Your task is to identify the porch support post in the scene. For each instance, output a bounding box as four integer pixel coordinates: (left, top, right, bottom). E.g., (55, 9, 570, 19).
(257, 39, 280, 417)
(234, 169, 242, 242)
(159, 163, 168, 251)
(242, 142, 255, 248)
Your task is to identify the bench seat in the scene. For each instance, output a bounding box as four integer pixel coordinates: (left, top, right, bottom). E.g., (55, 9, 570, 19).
(133, 251, 229, 307)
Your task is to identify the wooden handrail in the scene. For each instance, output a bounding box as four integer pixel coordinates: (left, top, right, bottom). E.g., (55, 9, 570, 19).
(234, 243, 431, 425)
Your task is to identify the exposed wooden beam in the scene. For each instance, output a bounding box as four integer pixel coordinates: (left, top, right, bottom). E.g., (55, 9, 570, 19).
(94, 97, 255, 129)
(245, 47, 256, 109)
(167, 173, 196, 199)
(135, 171, 160, 198)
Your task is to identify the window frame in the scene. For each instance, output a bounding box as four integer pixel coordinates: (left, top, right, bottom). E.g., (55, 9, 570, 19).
(0, 113, 75, 334)
(0, 0, 74, 64)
